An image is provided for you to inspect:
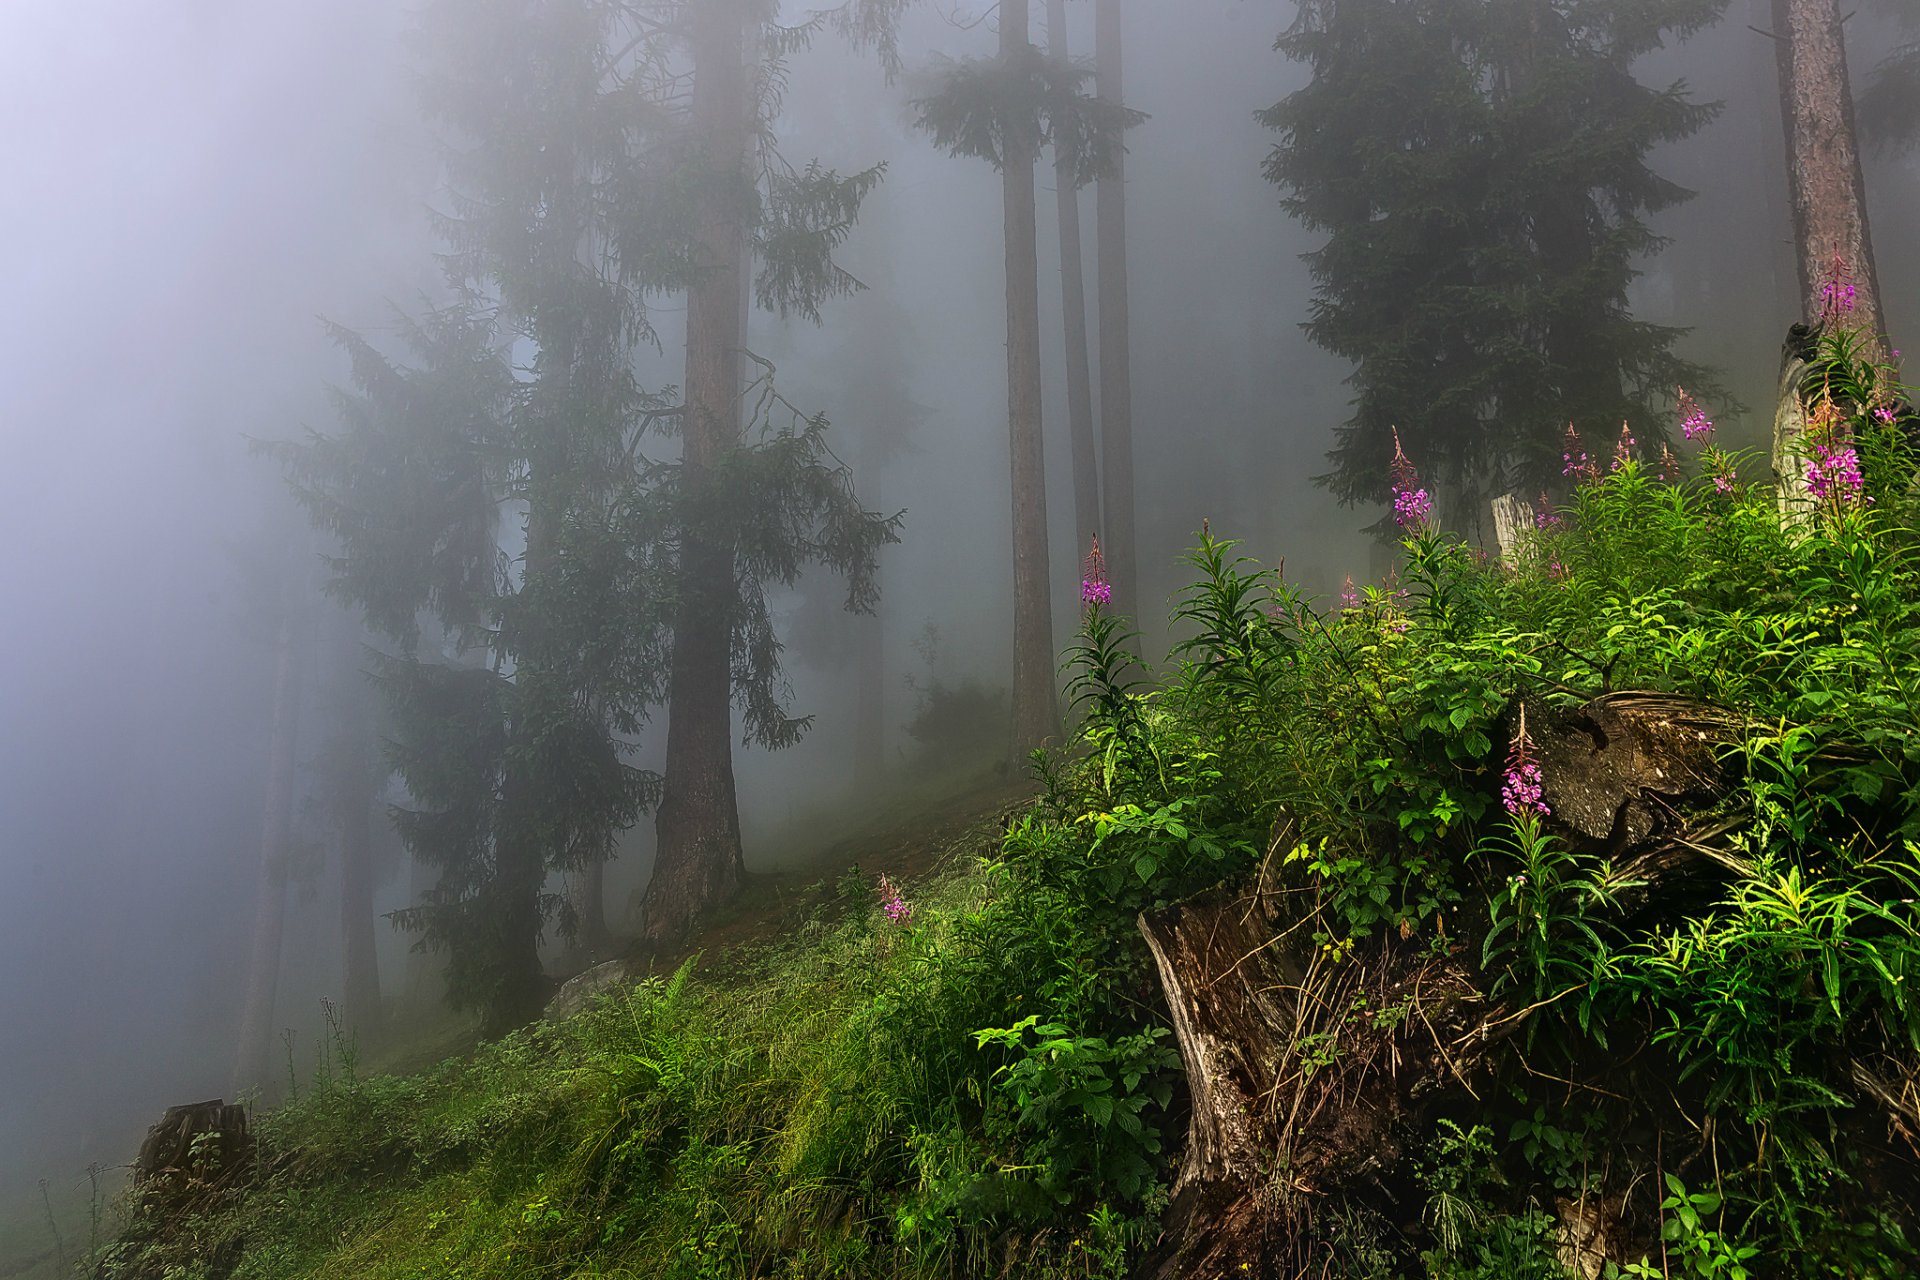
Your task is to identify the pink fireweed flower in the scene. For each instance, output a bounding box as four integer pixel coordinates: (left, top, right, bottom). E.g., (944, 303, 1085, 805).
(1081, 535, 1111, 609)
(1610, 421, 1636, 472)
(876, 872, 912, 926)
(1819, 250, 1857, 323)
(1388, 428, 1433, 528)
(1807, 441, 1864, 504)
(1501, 705, 1550, 818)
(1874, 404, 1897, 427)
(1676, 386, 1714, 442)
(1339, 575, 1358, 612)
(1533, 490, 1560, 530)
(1658, 443, 1681, 483)
(1561, 424, 1597, 482)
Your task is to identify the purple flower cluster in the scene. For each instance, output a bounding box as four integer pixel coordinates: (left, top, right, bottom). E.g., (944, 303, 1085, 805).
(1610, 421, 1636, 472)
(1677, 386, 1714, 442)
(876, 872, 912, 926)
(1820, 251, 1857, 322)
(1807, 441, 1864, 504)
(1502, 707, 1550, 817)
(1389, 428, 1432, 528)
(1561, 424, 1597, 482)
(1081, 536, 1111, 608)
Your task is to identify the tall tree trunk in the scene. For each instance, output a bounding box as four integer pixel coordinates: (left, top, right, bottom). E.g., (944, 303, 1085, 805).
(569, 863, 610, 959)
(232, 595, 304, 1096)
(1048, 0, 1101, 552)
(1004, 0, 1058, 757)
(854, 430, 888, 784)
(643, 0, 749, 944)
(337, 726, 383, 1040)
(1095, 0, 1139, 621)
(1773, 0, 1886, 340)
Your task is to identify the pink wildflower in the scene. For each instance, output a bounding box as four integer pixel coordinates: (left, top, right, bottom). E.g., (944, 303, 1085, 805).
(1561, 424, 1597, 482)
(1389, 428, 1433, 528)
(1610, 421, 1636, 472)
(1501, 705, 1550, 818)
(1807, 441, 1864, 505)
(1533, 490, 1560, 530)
(1819, 250, 1857, 323)
(876, 872, 912, 926)
(1677, 386, 1714, 442)
(1339, 575, 1358, 612)
(1081, 535, 1111, 609)
(1658, 442, 1681, 483)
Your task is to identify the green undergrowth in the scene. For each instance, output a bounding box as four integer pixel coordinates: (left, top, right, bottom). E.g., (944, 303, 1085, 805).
(98, 328, 1920, 1278)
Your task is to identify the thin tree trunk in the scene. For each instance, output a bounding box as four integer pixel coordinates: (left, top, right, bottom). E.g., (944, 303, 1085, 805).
(1773, 0, 1886, 340)
(643, 0, 749, 944)
(338, 731, 382, 1040)
(854, 430, 887, 784)
(570, 862, 610, 958)
(1003, 0, 1058, 758)
(232, 595, 303, 1096)
(1048, 0, 1100, 553)
(1095, 0, 1138, 621)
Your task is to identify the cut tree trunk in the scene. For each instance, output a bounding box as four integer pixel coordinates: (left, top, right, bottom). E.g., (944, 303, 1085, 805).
(1095, 0, 1138, 623)
(1772, 0, 1886, 342)
(643, 0, 749, 944)
(1048, 0, 1101, 554)
(1136, 884, 1489, 1276)
(1003, 0, 1058, 758)
(1772, 324, 1818, 523)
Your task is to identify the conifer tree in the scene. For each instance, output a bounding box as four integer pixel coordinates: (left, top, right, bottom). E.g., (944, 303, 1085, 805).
(1264, 0, 1727, 517)
(915, 2, 1141, 755)
(276, 0, 904, 1032)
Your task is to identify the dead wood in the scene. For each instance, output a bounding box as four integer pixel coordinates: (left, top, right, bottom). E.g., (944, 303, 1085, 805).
(1136, 885, 1488, 1277)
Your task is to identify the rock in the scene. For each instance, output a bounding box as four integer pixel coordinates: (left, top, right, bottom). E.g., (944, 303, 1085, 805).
(543, 957, 635, 1022)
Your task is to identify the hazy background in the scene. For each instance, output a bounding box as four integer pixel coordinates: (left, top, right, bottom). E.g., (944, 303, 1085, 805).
(1, 0, 1912, 1232)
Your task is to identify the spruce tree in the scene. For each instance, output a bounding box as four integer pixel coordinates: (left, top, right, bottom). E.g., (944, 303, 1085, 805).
(914, 4, 1141, 755)
(276, 0, 903, 1032)
(1264, 0, 1728, 517)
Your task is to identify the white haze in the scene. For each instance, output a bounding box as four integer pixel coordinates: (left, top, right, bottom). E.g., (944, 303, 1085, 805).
(0, 0, 1912, 1222)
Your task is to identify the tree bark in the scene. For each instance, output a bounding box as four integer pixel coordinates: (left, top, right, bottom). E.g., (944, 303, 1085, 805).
(1095, 0, 1138, 623)
(1004, 0, 1058, 758)
(569, 861, 610, 959)
(337, 730, 382, 1039)
(643, 0, 749, 944)
(231, 594, 303, 1096)
(1773, 0, 1887, 341)
(1048, 0, 1101, 555)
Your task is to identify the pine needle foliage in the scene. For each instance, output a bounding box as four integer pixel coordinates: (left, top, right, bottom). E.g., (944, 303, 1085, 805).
(1264, 0, 1732, 516)
(268, 0, 904, 1032)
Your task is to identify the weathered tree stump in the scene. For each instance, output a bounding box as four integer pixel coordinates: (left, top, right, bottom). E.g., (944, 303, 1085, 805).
(133, 1100, 251, 1199)
(1136, 885, 1488, 1277)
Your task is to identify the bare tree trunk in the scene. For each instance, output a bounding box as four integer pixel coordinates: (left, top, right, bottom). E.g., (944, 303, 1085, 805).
(1003, 0, 1059, 758)
(1095, 0, 1139, 621)
(1773, 0, 1886, 340)
(232, 596, 303, 1096)
(569, 863, 610, 959)
(337, 731, 382, 1039)
(854, 430, 888, 784)
(643, 0, 749, 944)
(1048, 0, 1100, 553)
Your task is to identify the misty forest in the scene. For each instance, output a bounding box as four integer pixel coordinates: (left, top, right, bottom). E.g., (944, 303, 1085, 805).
(10, 0, 1920, 1275)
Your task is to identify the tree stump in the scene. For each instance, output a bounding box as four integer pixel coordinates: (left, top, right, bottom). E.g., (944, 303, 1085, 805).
(1136, 885, 1488, 1277)
(133, 1100, 251, 1200)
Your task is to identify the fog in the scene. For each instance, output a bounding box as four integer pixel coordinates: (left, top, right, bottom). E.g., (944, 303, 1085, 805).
(1, 0, 1912, 1229)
